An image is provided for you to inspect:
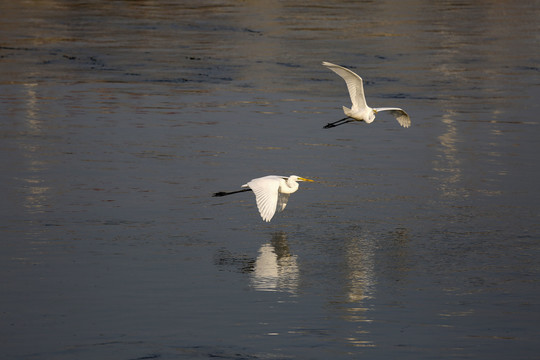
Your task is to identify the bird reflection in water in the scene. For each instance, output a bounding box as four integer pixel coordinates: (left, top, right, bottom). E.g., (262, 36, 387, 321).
(251, 232, 299, 294)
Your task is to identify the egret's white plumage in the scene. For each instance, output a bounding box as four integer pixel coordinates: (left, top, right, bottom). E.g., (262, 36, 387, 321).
(322, 61, 411, 128)
(214, 175, 314, 222)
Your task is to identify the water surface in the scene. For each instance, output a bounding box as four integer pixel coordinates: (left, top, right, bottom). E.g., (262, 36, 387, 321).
(1, 1, 539, 359)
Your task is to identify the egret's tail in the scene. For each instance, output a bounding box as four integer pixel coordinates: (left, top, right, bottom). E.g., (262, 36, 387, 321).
(342, 106, 353, 117)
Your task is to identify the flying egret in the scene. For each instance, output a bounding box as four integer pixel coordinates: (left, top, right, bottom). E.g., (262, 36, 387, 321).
(213, 175, 314, 222)
(322, 61, 411, 128)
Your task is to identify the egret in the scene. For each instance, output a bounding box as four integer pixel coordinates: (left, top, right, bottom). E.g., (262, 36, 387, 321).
(322, 61, 411, 128)
(213, 175, 314, 222)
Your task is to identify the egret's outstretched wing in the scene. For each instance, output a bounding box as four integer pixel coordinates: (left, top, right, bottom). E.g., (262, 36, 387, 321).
(374, 107, 411, 128)
(246, 176, 282, 222)
(322, 61, 367, 111)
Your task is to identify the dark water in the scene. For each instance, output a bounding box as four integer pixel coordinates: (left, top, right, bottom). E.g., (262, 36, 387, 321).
(1, 1, 539, 359)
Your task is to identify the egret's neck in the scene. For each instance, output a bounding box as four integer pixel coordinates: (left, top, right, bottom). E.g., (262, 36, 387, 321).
(365, 108, 376, 123)
(280, 178, 299, 194)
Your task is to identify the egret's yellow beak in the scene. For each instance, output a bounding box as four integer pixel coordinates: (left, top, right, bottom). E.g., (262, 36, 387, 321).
(299, 177, 315, 182)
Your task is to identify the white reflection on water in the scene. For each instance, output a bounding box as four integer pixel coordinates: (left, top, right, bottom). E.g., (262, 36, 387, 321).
(251, 232, 299, 294)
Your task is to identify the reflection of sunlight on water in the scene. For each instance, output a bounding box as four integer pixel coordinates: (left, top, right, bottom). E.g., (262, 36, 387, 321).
(23, 83, 40, 132)
(433, 111, 465, 198)
(251, 232, 299, 294)
(340, 235, 376, 347)
(344, 236, 376, 304)
(21, 83, 51, 214)
(22, 178, 51, 214)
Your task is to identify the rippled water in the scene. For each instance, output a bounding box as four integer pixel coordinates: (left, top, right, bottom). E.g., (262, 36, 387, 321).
(1, 1, 539, 359)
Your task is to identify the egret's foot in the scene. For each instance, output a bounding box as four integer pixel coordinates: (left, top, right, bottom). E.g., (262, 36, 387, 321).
(323, 118, 353, 129)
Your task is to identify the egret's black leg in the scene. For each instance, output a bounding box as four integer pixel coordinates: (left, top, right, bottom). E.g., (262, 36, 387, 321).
(213, 188, 252, 197)
(323, 117, 354, 129)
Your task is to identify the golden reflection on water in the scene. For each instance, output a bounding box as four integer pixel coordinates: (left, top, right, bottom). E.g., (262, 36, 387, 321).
(22, 178, 51, 214)
(23, 83, 40, 131)
(343, 236, 376, 304)
(340, 235, 377, 348)
(433, 111, 464, 199)
(20, 83, 52, 214)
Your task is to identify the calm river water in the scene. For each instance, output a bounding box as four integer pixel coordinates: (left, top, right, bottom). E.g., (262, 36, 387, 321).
(1, 1, 539, 359)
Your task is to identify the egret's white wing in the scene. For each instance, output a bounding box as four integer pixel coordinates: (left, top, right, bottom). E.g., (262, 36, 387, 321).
(323, 61, 367, 111)
(374, 107, 411, 128)
(277, 193, 290, 213)
(247, 176, 282, 222)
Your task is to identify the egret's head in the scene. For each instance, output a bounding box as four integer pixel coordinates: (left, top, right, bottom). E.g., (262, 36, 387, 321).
(287, 175, 314, 183)
(369, 109, 377, 122)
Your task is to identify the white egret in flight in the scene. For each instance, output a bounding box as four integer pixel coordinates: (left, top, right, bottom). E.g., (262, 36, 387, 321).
(213, 175, 314, 222)
(322, 61, 411, 128)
